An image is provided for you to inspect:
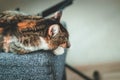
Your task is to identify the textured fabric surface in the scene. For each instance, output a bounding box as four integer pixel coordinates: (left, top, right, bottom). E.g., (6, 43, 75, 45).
(0, 50, 66, 80)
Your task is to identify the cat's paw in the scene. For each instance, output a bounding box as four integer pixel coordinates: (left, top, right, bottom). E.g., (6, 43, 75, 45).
(53, 46, 64, 55)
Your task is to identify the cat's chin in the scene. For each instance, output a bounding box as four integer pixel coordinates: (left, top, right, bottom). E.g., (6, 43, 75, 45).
(53, 46, 64, 55)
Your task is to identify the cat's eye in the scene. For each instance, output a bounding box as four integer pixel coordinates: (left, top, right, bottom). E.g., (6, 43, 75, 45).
(65, 38, 68, 41)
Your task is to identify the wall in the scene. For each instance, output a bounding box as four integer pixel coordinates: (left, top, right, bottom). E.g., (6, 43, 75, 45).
(63, 0, 120, 65)
(0, 0, 120, 66)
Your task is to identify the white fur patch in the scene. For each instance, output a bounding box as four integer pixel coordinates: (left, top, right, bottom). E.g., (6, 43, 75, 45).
(53, 46, 64, 55)
(38, 37, 49, 50)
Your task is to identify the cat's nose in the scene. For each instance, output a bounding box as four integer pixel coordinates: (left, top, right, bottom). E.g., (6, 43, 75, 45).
(60, 42, 70, 48)
(66, 42, 71, 48)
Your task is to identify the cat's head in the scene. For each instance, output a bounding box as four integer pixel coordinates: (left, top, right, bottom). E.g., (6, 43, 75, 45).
(45, 11, 70, 50)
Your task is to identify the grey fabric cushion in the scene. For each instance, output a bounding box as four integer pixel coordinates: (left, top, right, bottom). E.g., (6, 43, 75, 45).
(0, 50, 66, 80)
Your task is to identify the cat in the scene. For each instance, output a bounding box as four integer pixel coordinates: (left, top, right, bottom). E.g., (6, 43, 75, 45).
(0, 10, 70, 55)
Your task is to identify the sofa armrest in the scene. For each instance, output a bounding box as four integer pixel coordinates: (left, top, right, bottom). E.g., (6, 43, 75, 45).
(0, 50, 66, 80)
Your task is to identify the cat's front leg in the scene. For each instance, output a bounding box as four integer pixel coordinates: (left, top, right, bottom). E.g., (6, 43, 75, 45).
(53, 46, 64, 55)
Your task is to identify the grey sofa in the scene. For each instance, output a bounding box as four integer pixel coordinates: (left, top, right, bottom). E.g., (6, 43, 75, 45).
(0, 50, 67, 80)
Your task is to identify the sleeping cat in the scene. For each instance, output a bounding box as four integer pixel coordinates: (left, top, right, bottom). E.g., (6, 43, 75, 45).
(0, 10, 70, 55)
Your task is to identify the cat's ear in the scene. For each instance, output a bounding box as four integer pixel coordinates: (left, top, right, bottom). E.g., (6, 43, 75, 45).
(51, 11, 62, 22)
(48, 24, 60, 37)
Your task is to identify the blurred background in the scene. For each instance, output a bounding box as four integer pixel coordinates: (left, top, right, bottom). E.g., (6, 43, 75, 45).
(0, 0, 120, 80)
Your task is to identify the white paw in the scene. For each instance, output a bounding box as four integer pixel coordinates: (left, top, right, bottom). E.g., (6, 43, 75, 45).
(53, 47, 64, 55)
